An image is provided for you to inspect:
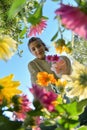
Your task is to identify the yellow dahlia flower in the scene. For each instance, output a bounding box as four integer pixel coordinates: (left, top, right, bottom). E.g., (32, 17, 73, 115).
(63, 61, 87, 100)
(0, 35, 17, 61)
(0, 74, 22, 102)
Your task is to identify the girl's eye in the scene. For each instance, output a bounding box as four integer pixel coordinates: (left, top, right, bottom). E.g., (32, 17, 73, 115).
(31, 48, 35, 51)
(30, 43, 42, 52)
(37, 44, 41, 48)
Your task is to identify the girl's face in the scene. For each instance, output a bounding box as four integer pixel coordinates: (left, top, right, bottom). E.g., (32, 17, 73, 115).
(29, 40, 45, 59)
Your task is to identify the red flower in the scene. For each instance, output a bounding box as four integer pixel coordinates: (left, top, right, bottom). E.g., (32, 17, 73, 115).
(45, 55, 60, 63)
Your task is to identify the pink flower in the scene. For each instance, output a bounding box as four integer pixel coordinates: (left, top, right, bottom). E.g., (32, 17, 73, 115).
(55, 4, 87, 39)
(30, 84, 58, 112)
(34, 116, 43, 126)
(13, 94, 32, 121)
(27, 18, 47, 37)
(45, 55, 60, 63)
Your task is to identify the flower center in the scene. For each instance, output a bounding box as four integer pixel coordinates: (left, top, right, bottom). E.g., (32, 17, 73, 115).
(79, 74, 87, 86)
(0, 85, 4, 90)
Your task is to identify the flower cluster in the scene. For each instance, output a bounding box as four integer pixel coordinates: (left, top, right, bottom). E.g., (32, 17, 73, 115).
(1, 0, 87, 130)
(1, 69, 87, 130)
(53, 39, 72, 54)
(45, 55, 60, 63)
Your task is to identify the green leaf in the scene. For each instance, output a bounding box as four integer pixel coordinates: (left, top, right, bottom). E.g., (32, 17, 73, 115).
(58, 117, 79, 128)
(55, 100, 83, 126)
(40, 123, 57, 130)
(56, 101, 83, 117)
(33, 4, 43, 19)
(42, 16, 48, 20)
(55, 100, 87, 129)
(28, 16, 40, 25)
(75, 0, 81, 5)
(77, 99, 87, 113)
(28, 4, 43, 24)
(56, 39, 65, 45)
(19, 27, 27, 38)
(55, 128, 64, 130)
(51, 31, 58, 41)
(8, 0, 26, 19)
(0, 115, 22, 130)
(27, 109, 43, 116)
(77, 126, 87, 130)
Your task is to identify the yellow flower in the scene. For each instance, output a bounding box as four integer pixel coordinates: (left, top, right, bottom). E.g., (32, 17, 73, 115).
(63, 46, 72, 54)
(54, 44, 63, 54)
(0, 74, 22, 102)
(0, 35, 17, 61)
(63, 61, 87, 100)
(55, 79, 67, 93)
(53, 42, 71, 54)
(52, 100, 58, 107)
(36, 72, 57, 86)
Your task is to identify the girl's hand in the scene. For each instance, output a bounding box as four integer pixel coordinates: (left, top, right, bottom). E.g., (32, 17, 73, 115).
(51, 59, 67, 77)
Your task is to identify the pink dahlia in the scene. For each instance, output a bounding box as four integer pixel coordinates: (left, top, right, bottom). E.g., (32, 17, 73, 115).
(55, 4, 87, 39)
(27, 18, 47, 37)
(30, 84, 58, 112)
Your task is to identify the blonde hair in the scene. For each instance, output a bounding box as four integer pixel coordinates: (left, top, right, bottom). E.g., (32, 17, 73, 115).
(60, 55, 72, 75)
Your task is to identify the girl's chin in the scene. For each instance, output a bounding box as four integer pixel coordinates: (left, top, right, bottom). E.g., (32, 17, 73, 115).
(38, 55, 45, 59)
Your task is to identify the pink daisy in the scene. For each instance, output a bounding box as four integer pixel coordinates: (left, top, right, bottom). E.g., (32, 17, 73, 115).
(27, 18, 47, 37)
(55, 4, 87, 39)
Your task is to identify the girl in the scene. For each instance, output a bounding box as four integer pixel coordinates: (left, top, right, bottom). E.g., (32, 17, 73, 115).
(28, 37, 71, 84)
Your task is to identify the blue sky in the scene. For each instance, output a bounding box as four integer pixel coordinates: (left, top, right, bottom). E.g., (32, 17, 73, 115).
(0, 0, 76, 100)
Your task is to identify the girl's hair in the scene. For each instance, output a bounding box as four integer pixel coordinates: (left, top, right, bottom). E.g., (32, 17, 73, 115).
(28, 37, 49, 52)
(60, 55, 72, 75)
